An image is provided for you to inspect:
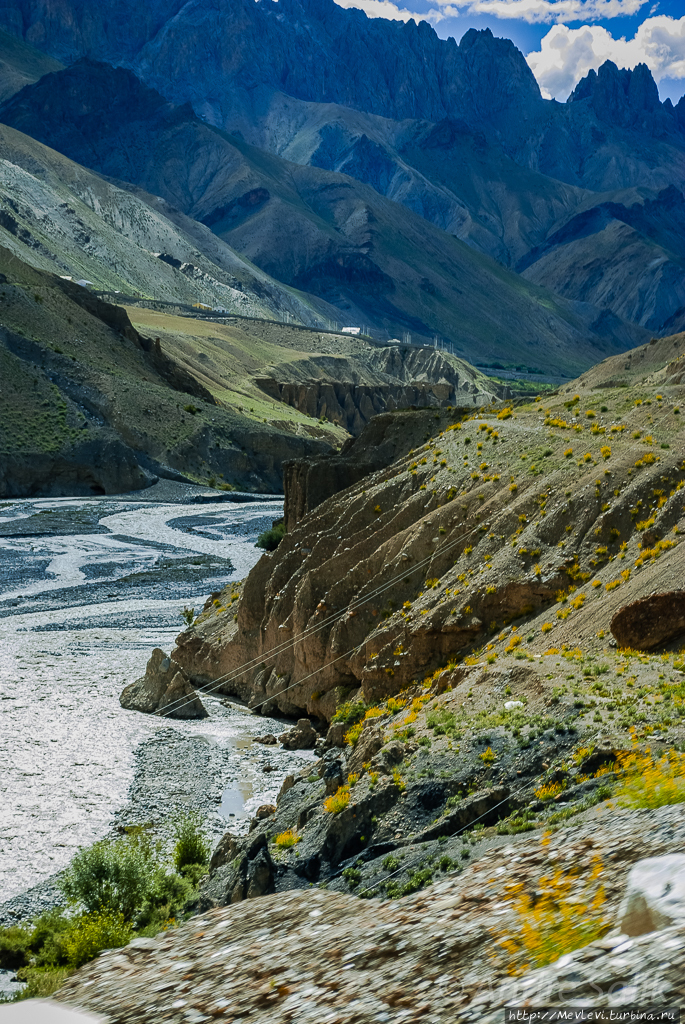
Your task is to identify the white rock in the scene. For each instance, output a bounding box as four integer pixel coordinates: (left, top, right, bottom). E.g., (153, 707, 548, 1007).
(0, 1000, 104, 1022)
(504, 700, 523, 710)
(618, 854, 685, 936)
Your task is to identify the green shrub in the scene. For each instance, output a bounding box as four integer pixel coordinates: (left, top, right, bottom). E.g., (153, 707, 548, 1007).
(172, 811, 210, 873)
(426, 707, 457, 735)
(256, 522, 285, 551)
(30, 909, 72, 967)
(64, 912, 132, 968)
(135, 871, 195, 930)
(0, 924, 32, 970)
(342, 867, 362, 889)
(60, 835, 158, 921)
(331, 700, 368, 725)
(386, 866, 433, 898)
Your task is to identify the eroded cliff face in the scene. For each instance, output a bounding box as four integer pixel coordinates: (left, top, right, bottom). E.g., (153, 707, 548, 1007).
(172, 332, 685, 724)
(256, 345, 495, 436)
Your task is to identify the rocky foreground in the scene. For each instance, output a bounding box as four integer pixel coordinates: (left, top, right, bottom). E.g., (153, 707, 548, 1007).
(56, 803, 685, 1022)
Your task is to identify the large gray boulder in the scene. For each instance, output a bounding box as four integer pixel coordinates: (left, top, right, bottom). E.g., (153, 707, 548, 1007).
(618, 853, 685, 935)
(120, 648, 207, 719)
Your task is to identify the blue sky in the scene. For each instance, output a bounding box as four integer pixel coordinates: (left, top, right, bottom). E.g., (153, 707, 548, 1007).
(334, 0, 685, 103)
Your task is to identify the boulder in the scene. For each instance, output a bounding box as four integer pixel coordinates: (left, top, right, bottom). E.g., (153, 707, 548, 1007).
(320, 750, 346, 795)
(249, 804, 277, 832)
(610, 591, 685, 651)
(253, 733, 278, 745)
(347, 724, 384, 776)
(279, 718, 318, 749)
(325, 722, 347, 748)
(618, 854, 685, 936)
(209, 832, 240, 872)
(199, 833, 274, 908)
(119, 648, 207, 719)
(370, 740, 405, 774)
(277, 774, 295, 803)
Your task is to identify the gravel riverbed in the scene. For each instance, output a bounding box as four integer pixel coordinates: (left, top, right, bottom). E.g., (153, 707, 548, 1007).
(0, 481, 310, 925)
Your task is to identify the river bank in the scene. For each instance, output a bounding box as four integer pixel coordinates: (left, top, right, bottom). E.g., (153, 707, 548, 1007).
(0, 481, 311, 927)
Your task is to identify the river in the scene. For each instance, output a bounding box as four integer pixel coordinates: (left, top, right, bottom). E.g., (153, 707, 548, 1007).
(0, 482, 311, 913)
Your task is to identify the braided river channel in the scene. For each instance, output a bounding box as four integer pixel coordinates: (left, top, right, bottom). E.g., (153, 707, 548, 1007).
(0, 482, 312, 916)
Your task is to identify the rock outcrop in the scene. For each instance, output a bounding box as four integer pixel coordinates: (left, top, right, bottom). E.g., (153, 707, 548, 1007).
(120, 648, 207, 719)
(618, 854, 685, 935)
(283, 407, 453, 531)
(278, 718, 318, 750)
(610, 591, 685, 651)
(257, 345, 495, 436)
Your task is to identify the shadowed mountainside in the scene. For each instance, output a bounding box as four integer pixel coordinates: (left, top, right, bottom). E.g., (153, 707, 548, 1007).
(0, 60, 650, 374)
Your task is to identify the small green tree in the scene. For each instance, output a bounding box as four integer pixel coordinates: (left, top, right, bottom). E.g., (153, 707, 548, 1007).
(171, 811, 210, 874)
(60, 834, 158, 921)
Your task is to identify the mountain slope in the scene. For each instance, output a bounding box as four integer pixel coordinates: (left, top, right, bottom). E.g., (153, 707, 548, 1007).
(0, 121, 338, 324)
(0, 246, 346, 496)
(0, 60, 649, 374)
(0, 24, 62, 102)
(1, 7, 682, 341)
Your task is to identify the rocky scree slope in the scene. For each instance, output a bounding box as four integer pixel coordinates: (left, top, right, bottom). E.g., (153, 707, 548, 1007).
(0, 248, 339, 496)
(0, 58, 649, 374)
(54, 805, 685, 1022)
(173, 330, 685, 719)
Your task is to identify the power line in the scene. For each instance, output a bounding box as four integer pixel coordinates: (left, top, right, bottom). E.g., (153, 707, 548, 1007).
(157, 399, 679, 719)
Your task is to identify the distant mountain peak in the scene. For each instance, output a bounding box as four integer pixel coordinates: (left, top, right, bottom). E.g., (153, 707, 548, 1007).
(569, 59, 661, 127)
(457, 25, 541, 119)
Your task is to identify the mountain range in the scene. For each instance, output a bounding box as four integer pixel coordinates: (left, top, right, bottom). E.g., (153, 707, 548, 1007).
(0, 0, 683, 373)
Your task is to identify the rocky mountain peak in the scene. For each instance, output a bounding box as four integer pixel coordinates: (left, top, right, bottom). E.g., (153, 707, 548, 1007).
(458, 26, 542, 121)
(569, 59, 661, 128)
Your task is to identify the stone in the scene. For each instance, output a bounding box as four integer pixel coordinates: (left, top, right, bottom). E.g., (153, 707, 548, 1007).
(278, 718, 318, 750)
(277, 775, 295, 803)
(618, 854, 685, 936)
(610, 591, 685, 651)
(253, 734, 278, 745)
(320, 754, 346, 796)
(199, 834, 274, 908)
(347, 725, 384, 776)
(325, 723, 347, 748)
(119, 648, 207, 719)
(208, 832, 240, 872)
(370, 740, 405, 774)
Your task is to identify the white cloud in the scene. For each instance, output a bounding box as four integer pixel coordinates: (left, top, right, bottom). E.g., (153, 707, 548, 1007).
(335, 0, 650, 26)
(434, 0, 647, 23)
(526, 16, 685, 99)
(333, 0, 425, 21)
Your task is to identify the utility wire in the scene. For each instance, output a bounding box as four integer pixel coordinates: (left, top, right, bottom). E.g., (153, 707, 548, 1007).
(157, 400, 680, 720)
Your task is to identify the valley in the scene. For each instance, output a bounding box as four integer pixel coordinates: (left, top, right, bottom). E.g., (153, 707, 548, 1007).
(0, 0, 684, 1016)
